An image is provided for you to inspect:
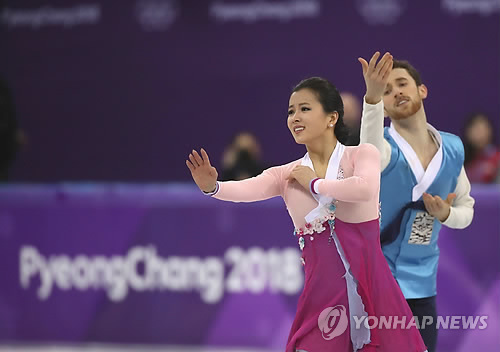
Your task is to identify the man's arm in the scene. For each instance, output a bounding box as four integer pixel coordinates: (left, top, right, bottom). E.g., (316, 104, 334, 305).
(442, 167, 475, 229)
(360, 99, 392, 171)
(358, 51, 394, 171)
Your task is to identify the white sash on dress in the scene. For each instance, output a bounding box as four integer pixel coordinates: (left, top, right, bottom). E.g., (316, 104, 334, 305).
(301, 142, 345, 223)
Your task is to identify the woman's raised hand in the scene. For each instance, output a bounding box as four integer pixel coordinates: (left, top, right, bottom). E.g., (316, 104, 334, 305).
(186, 148, 218, 193)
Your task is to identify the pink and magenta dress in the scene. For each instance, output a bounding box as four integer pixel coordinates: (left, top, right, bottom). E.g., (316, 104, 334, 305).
(213, 142, 427, 352)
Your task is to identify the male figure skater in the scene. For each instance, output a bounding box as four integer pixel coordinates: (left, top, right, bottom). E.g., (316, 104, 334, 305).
(358, 52, 475, 352)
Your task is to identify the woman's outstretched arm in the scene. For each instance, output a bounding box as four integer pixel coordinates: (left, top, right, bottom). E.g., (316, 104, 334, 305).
(186, 148, 283, 203)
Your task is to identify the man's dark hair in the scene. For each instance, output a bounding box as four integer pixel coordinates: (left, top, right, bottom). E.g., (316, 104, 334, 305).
(392, 60, 423, 86)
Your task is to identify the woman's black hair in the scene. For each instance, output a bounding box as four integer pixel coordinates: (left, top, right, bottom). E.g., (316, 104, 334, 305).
(292, 77, 351, 145)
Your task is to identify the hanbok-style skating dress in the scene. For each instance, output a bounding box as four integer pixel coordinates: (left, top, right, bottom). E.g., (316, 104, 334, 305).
(211, 142, 427, 352)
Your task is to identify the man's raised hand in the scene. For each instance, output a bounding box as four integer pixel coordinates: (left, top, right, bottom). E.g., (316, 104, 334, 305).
(358, 51, 393, 105)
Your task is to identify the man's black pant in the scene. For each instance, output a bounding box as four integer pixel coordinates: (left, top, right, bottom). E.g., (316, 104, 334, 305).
(407, 295, 437, 352)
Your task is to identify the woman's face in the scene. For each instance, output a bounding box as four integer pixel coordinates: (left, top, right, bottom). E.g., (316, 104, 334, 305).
(287, 89, 335, 145)
(466, 116, 492, 150)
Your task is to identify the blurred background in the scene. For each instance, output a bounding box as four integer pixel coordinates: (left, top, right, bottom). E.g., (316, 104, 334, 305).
(0, 0, 499, 351)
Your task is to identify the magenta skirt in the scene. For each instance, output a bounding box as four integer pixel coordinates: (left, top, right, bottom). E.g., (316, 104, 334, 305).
(286, 218, 427, 352)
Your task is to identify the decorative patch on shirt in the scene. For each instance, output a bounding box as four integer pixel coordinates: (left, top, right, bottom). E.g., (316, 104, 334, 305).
(408, 211, 434, 245)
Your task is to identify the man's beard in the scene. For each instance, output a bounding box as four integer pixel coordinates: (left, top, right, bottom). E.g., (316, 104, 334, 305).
(390, 97, 422, 120)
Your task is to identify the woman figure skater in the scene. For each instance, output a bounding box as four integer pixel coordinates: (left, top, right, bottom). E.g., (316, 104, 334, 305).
(186, 76, 427, 352)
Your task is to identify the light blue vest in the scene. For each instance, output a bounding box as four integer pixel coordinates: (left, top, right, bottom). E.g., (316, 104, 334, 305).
(380, 128, 464, 299)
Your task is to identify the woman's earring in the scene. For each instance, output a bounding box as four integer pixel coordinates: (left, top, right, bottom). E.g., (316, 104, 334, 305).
(329, 124, 334, 127)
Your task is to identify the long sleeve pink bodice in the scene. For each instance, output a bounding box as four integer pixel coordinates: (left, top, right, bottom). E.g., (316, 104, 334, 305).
(214, 143, 381, 229)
